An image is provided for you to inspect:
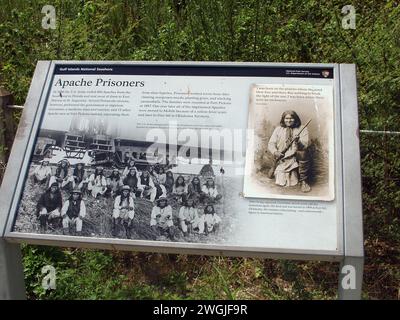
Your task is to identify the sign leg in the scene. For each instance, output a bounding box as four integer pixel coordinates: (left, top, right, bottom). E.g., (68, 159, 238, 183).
(338, 256, 364, 300)
(0, 239, 26, 300)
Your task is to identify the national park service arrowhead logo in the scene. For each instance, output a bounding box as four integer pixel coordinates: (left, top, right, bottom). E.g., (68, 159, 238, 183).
(322, 70, 330, 78)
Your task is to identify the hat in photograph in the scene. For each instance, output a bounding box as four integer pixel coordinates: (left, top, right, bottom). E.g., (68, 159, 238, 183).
(156, 196, 168, 204)
(49, 182, 59, 188)
(121, 185, 131, 191)
(71, 188, 82, 194)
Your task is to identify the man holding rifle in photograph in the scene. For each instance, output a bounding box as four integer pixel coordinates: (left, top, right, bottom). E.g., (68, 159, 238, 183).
(267, 110, 312, 192)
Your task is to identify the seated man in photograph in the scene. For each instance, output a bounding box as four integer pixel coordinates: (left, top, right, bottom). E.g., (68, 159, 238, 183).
(32, 159, 52, 185)
(73, 163, 89, 195)
(48, 159, 70, 188)
(36, 181, 63, 232)
(61, 188, 86, 236)
(112, 185, 135, 238)
(201, 177, 222, 204)
(150, 196, 175, 240)
(267, 110, 311, 192)
(87, 166, 108, 198)
(178, 197, 200, 236)
(107, 167, 123, 198)
(199, 159, 215, 177)
(203, 204, 221, 234)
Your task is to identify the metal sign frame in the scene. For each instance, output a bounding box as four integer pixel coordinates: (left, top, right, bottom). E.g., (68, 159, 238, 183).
(0, 61, 363, 299)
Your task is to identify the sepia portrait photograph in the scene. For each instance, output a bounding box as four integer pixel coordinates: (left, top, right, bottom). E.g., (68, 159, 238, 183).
(244, 83, 335, 201)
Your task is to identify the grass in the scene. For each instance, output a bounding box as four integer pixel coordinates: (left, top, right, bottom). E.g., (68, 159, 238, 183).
(22, 246, 342, 300)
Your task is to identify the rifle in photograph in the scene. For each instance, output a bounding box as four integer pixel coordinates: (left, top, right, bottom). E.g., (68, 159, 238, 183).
(267, 119, 312, 179)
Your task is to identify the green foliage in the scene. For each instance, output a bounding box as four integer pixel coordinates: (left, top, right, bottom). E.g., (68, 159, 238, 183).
(22, 245, 128, 299)
(0, 0, 399, 299)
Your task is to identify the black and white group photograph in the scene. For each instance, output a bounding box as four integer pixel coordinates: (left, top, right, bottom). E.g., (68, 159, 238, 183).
(13, 116, 235, 244)
(244, 84, 335, 201)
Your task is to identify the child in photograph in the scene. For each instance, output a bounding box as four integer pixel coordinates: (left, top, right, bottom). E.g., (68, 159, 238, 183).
(32, 159, 52, 185)
(201, 177, 222, 204)
(137, 170, 155, 200)
(122, 159, 137, 177)
(267, 110, 311, 192)
(107, 167, 123, 197)
(164, 170, 175, 194)
(61, 188, 86, 236)
(203, 204, 221, 234)
(152, 177, 167, 202)
(87, 166, 108, 198)
(172, 175, 188, 203)
(112, 185, 135, 238)
(36, 181, 63, 232)
(123, 167, 140, 197)
(178, 197, 200, 236)
(61, 167, 76, 192)
(157, 166, 167, 185)
(187, 176, 203, 203)
(73, 163, 88, 193)
(148, 165, 159, 181)
(165, 155, 170, 168)
(152, 162, 161, 174)
(150, 196, 175, 239)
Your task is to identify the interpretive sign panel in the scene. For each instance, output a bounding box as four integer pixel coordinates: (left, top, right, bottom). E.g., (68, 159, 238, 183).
(1, 61, 360, 261)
